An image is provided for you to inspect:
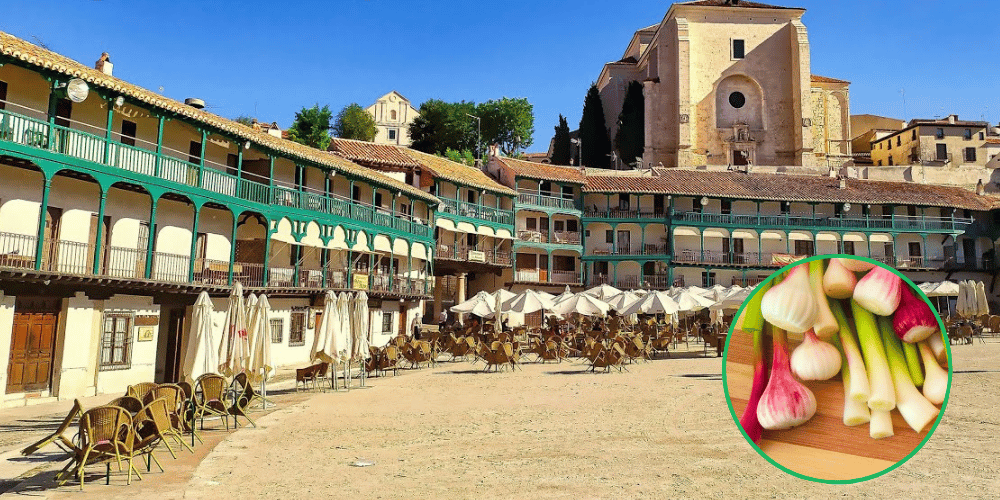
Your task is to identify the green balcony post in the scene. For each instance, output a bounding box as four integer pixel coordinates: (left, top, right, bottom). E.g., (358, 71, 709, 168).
(388, 241, 395, 292)
(144, 198, 158, 279)
(346, 245, 354, 289)
(369, 250, 375, 291)
(700, 229, 705, 262)
(103, 95, 114, 164)
(92, 190, 108, 275)
(187, 205, 201, 282)
(641, 225, 646, 255)
(236, 146, 244, 199)
(320, 248, 328, 288)
(46, 79, 59, 149)
(228, 214, 237, 285)
(293, 244, 301, 287)
(263, 228, 273, 286)
(197, 129, 207, 188)
(154, 115, 164, 177)
(33, 178, 52, 271)
(269, 156, 275, 187)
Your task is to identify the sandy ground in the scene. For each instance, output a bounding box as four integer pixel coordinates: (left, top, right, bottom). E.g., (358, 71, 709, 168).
(9, 341, 1000, 499)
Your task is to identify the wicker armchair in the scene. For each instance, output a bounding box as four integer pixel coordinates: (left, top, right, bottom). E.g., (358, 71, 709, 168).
(126, 382, 157, 401)
(193, 374, 230, 431)
(73, 405, 140, 489)
(229, 373, 257, 428)
(108, 396, 144, 415)
(144, 385, 194, 455)
(131, 398, 168, 471)
(21, 399, 82, 456)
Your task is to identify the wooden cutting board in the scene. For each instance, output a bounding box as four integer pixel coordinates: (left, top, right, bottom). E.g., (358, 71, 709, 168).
(725, 328, 943, 481)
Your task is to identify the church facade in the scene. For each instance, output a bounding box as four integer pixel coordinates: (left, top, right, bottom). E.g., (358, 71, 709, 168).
(597, 0, 851, 169)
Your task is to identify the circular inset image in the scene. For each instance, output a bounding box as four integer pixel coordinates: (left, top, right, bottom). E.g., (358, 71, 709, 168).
(723, 255, 951, 483)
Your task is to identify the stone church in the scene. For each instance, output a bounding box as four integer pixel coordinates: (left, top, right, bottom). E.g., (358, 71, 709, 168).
(597, 0, 851, 169)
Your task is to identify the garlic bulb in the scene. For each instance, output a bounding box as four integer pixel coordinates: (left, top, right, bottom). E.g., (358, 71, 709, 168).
(823, 258, 857, 299)
(757, 328, 817, 430)
(918, 340, 947, 405)
(893, 285, 939, 343)
(761, 263, 817, 334)
(853, 266, 903, 316)
(790, 329, 841, 381)
(835, 257, 876, 273)
(808, 260, 839, 338)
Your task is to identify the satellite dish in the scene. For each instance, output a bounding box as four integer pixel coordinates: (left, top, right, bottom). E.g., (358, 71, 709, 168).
(66, 78, 90, 103)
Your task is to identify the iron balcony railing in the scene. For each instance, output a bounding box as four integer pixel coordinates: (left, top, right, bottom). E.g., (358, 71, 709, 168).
(436, 196, 514, 226)
(0, 107, 432, 239)
(583, 208, 667, 219)
(516, 190, 579, 211)
(671, 210, 972, 233)
(436, 245, 512, 266)
(514, 269, 582, 284)
(586, 274, 674, 290)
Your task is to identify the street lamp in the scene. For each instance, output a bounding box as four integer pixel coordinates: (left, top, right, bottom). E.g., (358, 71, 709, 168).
(466, 113, 481, 160)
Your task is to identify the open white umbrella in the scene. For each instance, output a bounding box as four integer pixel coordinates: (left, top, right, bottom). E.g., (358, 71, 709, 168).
(584, 283, 622, 300)
(450, 291, 495, 318)
(620, 290, 679, 316)
(491, 289, 517, 304)
(553, 286, 575, 304)
(549, 293, 610, 317)
(218, 282, 250, 377)
(503, 289, 556, 314)
(606, 291, 640, 312)
(671, 289, 716, 313)
(248, 294, 273, 384)
(182, 291, 217, 383)
(312, 291, 338, 363)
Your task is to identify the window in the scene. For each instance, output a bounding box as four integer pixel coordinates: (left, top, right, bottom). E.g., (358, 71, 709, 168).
(912, 130, 916, 140)
(732, 39, 745, 59)
(526, 218, 536, 230)
(352, 185, 361, 202)
(374, 192, 383, 207)
(780, 201, 790, 215)
(979, 132, 985, 140)
(618, 194, 630, 210)
(0, 80, 7, 110)
(721, 199, 732, 214)
(729, 91, 746, 109)
(100, 312, 133, 371)
(888, 140, 892, 150)
(888, 156, 894, 166)
(877, 160, 883, 166)
(120, 120, 137, 147)
(965, 147, 977, 162)
(388, 129, 397, 141)
(382, 311, 393, 334)
(390, 110, 397, 120)
(54, 98, 72, 128)
(964, 129, 972, 140)
(566, 219, 578, 232)
(843, 241, 855, 256)
(701, 271, 717, 287)
(896, 136, 901, 146)
(936, 144, 948, 160)
(289, 311, 305, 346)
(907, 206, 917, 217)
(585, 229, 590, 237)
(935, 128, 944, 139)
(188, 141, 202, 164)
(270, 318, 283, 343)
(606, 230, 613, 244)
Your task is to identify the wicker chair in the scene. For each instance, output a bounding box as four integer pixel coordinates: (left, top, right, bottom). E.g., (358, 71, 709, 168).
(73, 405, 140, 489)
(144, 385, 195, 455)
(230, 373, 257, 428)
(378, 345, 401, 376)
(176, 381, 201, 443)
(108, 396, 144, 415)
(193, 374, 230, 431)
(131, 397, 170, 469)
(21, 399, 82, 456)
(126, 382, 157, 401)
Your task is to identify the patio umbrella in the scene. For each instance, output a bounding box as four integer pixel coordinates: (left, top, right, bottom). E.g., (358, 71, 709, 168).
(549, 293, 610, 317)
(717, 287, 752, 310)
(553, 286, 575, 304)
(450, 291, 495, 318)
(248, 294, 273, 385)
(491, 288, 517, 304)
(218, 282, 250, 377)
(620, 290, 679, 316)
(337, 292, 353, 362)
(503, 289, 556, 315)
(182, 291, 217, 383)
(976, 281, 989, 316)
(312, 291, 339, 363)
(605, 291, 640, 312)
(584, 283, 622, 300)
(671, 289, 716, 313)
(353, 292, 371, 387)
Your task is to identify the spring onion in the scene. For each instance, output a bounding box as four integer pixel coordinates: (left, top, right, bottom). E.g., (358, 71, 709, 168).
(830, 299, 870, 402)
(853, 266, 903, 316)
(917, 340, 947, 405)
(880, 316, 939, 433)
(808, 259, 839, 338)
(851, 299, 895, 411)
(823, 257, 858, 299)
(761, 262, 817, 334)
(756, 327, 817, 430)
(738, 280, 773, 445)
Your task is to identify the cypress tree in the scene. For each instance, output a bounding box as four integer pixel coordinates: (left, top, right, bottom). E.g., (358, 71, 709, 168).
(578, 83, 613, 169)
(551, 114, 571, 165)
(615, 80, 645, 169)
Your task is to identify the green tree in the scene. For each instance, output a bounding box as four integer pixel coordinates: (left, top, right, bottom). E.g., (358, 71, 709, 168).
(477, 97, 534, 156)
(578, 83, 613, 169)
(333, 103, 377, 142)
(551, 114, 572, 165)
(615, 81, 645, 169)
(444, 148, 476, 166)
(409, 99, 478, 155)
(287, 104, 333, 150)
(234, 115, 255, 126)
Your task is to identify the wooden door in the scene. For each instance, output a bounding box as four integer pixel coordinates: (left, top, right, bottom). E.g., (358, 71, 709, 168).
(42, 206, 63, 271)
(162, 307, 185, 383)
(6, 297, 60, 394)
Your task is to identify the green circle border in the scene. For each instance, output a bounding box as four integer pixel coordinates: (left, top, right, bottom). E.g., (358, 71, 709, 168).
(720, 254, 953, 484)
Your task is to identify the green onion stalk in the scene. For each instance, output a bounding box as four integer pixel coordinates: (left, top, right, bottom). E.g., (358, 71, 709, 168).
(879, 316, 939, 433)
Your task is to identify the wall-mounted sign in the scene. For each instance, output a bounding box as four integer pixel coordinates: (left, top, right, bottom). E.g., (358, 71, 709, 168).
(135, 315, 159, 326)
(136, 326, 155, 342)
(353, 273, 369, 290)
(468, 250, 486, 263)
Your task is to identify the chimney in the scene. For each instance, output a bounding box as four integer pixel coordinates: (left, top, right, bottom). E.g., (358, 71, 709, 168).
(976, 179, 985, 196)
(838, 176, 847, 189)
(95, 52, 113, 76)
(184, 98, 206, 110)
(947, 114, 958, 124)
(488, 144, 500, 158)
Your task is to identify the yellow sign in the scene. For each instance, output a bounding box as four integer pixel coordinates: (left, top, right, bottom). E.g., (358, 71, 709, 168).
(136, 326, 155, 342)
(468, 250, 486, 263)
(353, 273, 369, 290)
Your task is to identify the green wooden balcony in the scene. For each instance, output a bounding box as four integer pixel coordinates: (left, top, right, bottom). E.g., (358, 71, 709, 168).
(516, 190, 580, 212)
(0, 107, 432, 240)
(670, 210, 971, 234)
(436, 196, 514, 227)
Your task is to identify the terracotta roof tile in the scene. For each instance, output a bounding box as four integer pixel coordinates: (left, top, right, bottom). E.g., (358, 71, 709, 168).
(328, 138, 421, 168)
(496, 156, 586, 184)
(326, 139, 514, 196)
(0, 31, 436, 204)
(811, 74, 851, 84)
(986, 138, 1000, 145)
(583, 170, 998, 210)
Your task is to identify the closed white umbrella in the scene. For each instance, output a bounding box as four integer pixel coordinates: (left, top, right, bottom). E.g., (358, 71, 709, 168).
(336, 292, 353, 362)
(549, 293, 610, 317)
(620, 290, 679, 316)
(503, 289, 556, 314)
(183, 291, 217, 383)
(584, 284, 622, 300)
(312, 291, 338, 363)
(976, 281, 989, 316)
(218, 282, 250, 377)
(248, 294, 273, 384)
(353, 292, 371, 387)
(606, 291, 640, 312)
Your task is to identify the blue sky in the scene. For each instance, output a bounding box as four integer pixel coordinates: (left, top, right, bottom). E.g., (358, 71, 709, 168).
(4, 0, 998, 152)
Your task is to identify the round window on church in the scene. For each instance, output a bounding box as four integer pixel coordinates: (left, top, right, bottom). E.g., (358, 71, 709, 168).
(729, 91, 746, 109)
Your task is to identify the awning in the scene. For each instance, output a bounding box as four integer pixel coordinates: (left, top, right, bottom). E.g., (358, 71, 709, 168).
(674, 227, 700, 237)
(760, 230, 784, 241)
(815, 233, 839, 242)
(495, 228, 514, 240)
(456, 222, 477, 234)
(869, 234, 892, 243)
(703, 228, 727, 239)
(411, 243, 427, 261)
(842, 233, 865, 242)
(732, 229, 756, 239)
(477, 225, 496, 237)
(373, 235, 392, 253)
(393, 238, 410, 257)
(788, 231, 812, 241)
(329, 226, 349, 250)
(352, 232, 370, 253)
(436, 218, 456, 232)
